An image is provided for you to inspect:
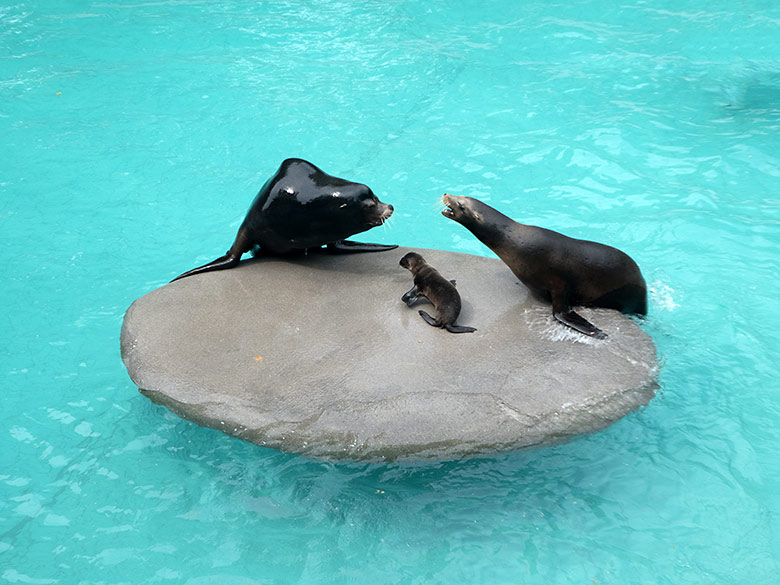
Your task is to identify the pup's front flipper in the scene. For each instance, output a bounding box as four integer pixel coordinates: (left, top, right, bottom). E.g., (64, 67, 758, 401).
(402, 286, 431, 307)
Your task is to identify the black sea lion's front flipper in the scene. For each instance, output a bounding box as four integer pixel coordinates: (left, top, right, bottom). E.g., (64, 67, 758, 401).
(445, 324, 477, 334)
(327, 240, 399, 253)
(553, 308, 607, 340)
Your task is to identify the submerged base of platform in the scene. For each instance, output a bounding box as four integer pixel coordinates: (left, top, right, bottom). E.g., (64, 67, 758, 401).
(120, 247, 658, 461)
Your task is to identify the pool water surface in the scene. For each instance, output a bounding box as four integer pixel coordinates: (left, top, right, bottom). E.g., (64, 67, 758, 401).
(2, 1, 779, 583)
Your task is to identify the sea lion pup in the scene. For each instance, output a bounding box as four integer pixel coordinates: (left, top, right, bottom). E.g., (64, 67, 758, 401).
(172, 158, 397, 281)
(399, 252, 477, 334)
(441, 194, 647, 340)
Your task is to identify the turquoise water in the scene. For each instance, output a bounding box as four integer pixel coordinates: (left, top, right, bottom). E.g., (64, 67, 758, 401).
(2, 0, 779, 582)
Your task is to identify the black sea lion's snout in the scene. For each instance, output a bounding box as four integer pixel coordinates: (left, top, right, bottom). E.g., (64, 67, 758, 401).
(372, 201, 394, 226)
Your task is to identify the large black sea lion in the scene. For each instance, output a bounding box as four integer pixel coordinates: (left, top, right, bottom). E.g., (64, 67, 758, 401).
(172, 158, 396, 281)
(441, 194, 647, 339)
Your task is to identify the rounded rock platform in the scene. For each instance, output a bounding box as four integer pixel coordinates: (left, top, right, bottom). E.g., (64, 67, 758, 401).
(121, 247, 658, 461)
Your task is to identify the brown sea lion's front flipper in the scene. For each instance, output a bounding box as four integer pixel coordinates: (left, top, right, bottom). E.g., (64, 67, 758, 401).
(553, 308, 607, 340)
(327, 240, 398, 253)
(551, 291, 607, 339)
(445, 324, 477, 334)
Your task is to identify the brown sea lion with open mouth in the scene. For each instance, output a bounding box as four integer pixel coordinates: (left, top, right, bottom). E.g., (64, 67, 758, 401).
(441, 194, 646, 339)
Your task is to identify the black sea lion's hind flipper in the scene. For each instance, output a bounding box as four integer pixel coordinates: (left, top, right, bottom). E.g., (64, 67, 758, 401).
(328, 240, 398, 253)
(445, 323, 477, 334)
(553, 309, 607, 340)
(171, 252, 240, 282)
(171, 229, 251, 282)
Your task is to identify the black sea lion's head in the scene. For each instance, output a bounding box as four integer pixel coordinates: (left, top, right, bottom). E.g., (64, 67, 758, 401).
(255, 159, 394, 249)
(441, 193, 486, 227)
(333, 183, 394, 231)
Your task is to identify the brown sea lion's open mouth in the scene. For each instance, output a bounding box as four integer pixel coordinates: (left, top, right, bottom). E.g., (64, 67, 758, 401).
(441, 194, 456, 219)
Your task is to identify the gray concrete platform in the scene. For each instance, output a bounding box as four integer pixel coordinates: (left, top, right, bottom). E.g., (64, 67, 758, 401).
(120, 247, 658, 461)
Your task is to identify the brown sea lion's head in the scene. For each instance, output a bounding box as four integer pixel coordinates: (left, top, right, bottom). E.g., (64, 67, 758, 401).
(441, 193, 486, 227)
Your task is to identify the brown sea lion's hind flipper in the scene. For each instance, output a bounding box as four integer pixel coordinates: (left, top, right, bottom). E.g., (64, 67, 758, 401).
(445, 324, 477, 334)
(171, 230, 251, 282)
(328, 240, 398, 253)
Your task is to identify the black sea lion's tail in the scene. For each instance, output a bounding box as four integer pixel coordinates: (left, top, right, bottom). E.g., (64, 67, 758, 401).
(171, 230, 251, 282)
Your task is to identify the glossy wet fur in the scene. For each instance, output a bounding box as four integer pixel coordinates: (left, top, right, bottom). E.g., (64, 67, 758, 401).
(172, 159, 396, 281)
(242, 160, 391, 252)
(441, 194, 647, 339)
(400, 252, 477, 334)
